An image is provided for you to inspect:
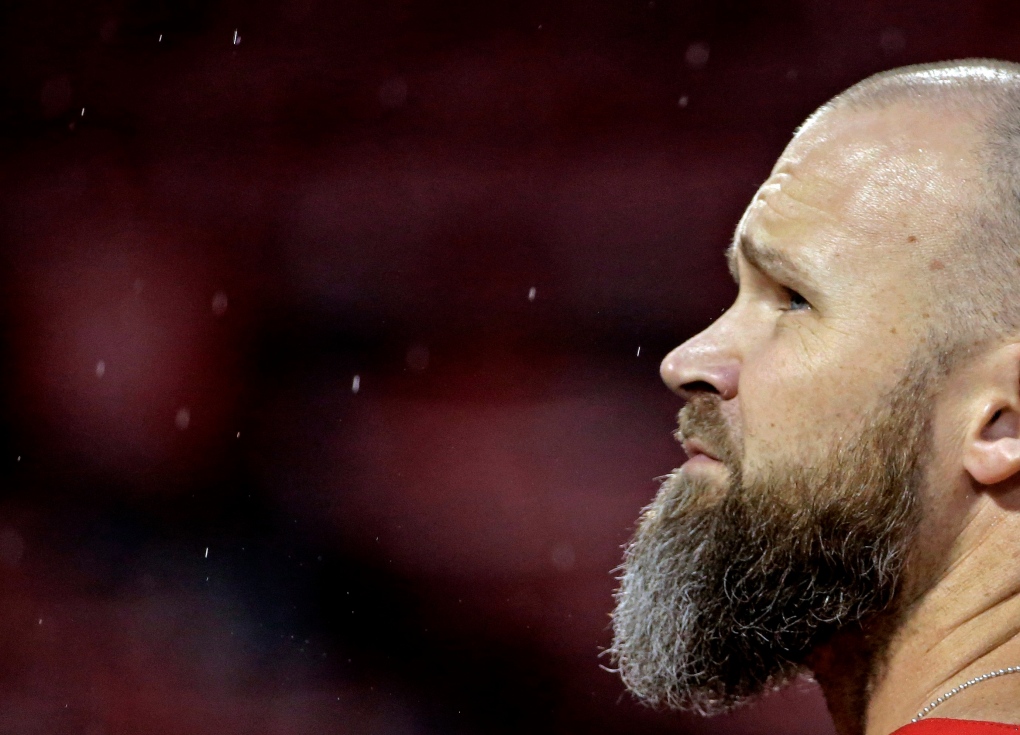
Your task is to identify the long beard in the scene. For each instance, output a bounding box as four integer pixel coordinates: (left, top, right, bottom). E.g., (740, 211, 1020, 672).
(609, 369, 934, 716)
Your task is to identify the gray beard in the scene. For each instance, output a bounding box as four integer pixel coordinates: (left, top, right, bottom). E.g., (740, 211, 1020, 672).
(608, 368, 934, 716)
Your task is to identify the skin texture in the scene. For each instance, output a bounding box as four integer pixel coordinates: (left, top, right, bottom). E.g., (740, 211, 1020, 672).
(659, 101, 1020, 735)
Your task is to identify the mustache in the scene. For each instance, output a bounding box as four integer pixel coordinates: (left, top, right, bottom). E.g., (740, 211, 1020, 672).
(674, 395, 740, 468)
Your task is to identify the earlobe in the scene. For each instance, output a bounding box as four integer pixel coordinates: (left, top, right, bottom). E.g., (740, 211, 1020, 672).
(965, 405, 1020, 486)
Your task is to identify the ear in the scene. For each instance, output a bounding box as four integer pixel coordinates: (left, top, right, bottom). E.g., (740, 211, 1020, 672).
(963, 343, 1020, 486)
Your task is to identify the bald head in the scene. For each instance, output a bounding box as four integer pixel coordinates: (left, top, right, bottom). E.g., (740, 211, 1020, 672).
(806, 60, 1020, 349)
(615, 60, 1020, 725)
(820, 59, 1020, 119)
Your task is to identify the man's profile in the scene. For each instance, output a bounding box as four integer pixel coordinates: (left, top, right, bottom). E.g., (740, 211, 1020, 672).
(609, 59, 1020, 735)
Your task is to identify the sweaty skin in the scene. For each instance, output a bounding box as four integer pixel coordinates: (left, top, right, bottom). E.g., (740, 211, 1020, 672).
(660, 102, 1020, 734)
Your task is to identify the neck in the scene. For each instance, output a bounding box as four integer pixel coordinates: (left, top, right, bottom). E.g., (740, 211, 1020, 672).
(812, 501, 1020, 735)
(810, 618, 902, 735)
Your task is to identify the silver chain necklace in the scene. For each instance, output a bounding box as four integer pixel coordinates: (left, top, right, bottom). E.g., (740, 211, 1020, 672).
(912, 666, 1020, 722)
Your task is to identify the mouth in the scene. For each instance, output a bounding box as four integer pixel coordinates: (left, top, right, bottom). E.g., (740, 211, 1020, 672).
(680, 438, 722, 465)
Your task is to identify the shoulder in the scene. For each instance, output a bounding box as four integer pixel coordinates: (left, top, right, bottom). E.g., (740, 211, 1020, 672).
(892, 720, 1020, 734)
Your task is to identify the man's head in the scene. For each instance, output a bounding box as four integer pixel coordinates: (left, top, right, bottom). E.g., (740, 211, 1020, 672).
(610, 59, 1020, 714)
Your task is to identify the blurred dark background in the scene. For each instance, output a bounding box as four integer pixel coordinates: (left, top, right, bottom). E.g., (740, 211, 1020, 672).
(0, 1, 1014, 733)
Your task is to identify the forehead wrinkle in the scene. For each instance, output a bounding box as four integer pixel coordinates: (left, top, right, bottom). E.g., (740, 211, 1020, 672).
(726, 239, 741, 281)
(784, 107, 980, 237)
(749, 155, 904, 283)
(759, 169, 844, 228)
(728, 232, 817, 289)
(733, 182, 839, 286)
(733, 107, 970, 295)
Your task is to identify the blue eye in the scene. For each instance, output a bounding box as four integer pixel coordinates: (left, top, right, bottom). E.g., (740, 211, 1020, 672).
(784, 288, 811, 312)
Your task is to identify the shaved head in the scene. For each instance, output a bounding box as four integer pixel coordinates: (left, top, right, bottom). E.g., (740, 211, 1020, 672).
(613, 59, 1020, 724)
(815, 59, 1020, 349)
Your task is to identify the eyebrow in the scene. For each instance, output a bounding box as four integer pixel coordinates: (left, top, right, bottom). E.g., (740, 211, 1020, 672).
(726, 234, 812, 287)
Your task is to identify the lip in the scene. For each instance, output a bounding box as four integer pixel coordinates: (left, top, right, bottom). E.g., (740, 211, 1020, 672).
(680, 438, 721, 464)
(677, 436, 726, 470)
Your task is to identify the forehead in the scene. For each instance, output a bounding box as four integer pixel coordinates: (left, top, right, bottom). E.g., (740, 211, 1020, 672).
(736, 103, 980, 281)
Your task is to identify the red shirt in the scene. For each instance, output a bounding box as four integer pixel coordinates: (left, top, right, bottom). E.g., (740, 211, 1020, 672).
(893, 720, 1020, 733)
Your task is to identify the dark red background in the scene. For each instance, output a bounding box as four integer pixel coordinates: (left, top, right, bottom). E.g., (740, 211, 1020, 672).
(0, 1, 1014, 733)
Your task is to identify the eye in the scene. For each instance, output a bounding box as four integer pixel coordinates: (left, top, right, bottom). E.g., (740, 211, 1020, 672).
(781, 287, 811, 312)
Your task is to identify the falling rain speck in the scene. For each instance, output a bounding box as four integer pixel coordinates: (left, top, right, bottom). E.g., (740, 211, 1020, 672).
(95, 360, 106, 378)
(212, 291, 228, 317)
(351, 375, 361, 394)
(233, 29, 241, 46)
(528, 287, 537, 302)
(684, 41, 710, 69)
(378, 77, 408, 109)
(175, 407, 191, 430)
(551, 542, 576, 572)
(880, 27, 905, 54)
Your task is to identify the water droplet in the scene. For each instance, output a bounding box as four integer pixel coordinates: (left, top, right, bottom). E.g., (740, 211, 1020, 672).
(175, 407, 191, 430)
(100, 17, 118, 42)
(636, 346, 641, 357)
(204, 547, 209, 558)
(684, 42, 710, 70)
(212, 291, 228, 317)
(786, 68, 798, 82)
(378, 77, 408, 109)
(158, 34, 163, 42)
(133, 279, 144, 294)
(351, 375, 361, 394)
(551, 542, 576, 571)
(880, 28, 905, 54)
(677, 95, 689, 108)
(95, 360, 106, 378)
(0, 528, 25, 568)
(233, 29, 242, 46)
(528, 287, 537, 302)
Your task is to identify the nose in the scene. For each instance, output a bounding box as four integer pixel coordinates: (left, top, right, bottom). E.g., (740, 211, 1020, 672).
(660, 319, 740, 400)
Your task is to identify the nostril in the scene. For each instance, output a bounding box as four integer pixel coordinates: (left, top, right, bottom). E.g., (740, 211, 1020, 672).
(681, 380, 719, 395)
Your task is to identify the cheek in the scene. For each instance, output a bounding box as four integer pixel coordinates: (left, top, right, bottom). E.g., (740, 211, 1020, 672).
(737, 334, 892, 465)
